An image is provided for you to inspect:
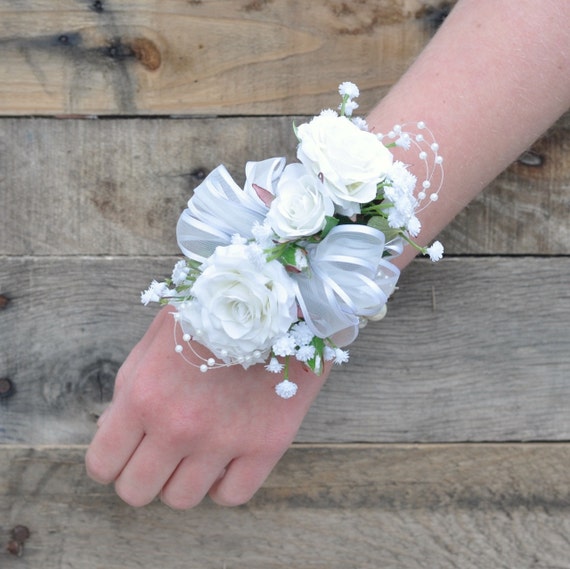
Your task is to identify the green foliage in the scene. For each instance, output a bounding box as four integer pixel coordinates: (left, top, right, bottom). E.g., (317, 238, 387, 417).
(320, 215, 339, 238)
(367, 215, 401, 241)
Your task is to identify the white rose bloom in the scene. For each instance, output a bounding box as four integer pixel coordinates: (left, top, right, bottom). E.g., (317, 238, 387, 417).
(177, 243, 297, 366)
(296, 114, 393, 217)
(266, 163, 334, 239)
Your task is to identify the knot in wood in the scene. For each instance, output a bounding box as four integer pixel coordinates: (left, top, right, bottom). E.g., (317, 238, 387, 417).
(81, 359, 118, 404)
(130, 37, 162, 71)
(91, 0, 104, 13)
(106, 39, 134, 61)
(417, 2, 453, 32)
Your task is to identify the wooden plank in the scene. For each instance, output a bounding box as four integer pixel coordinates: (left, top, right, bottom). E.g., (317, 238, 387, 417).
(0, 0, 446, 116)
(1, 256, 569, 445)
(0, 117, 299, 256)
(1, 115, 568, 257)
(440, 111, 570, 255)
(2, 443, 570, 568)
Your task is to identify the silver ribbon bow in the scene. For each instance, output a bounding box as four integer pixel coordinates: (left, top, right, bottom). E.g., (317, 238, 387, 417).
(177, 158, 285, 262)
(291, 226, 401, 346)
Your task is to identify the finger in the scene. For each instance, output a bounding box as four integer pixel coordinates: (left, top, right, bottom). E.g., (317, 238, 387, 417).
(160, 455, 228, 510)
(87, 308, 177, 482)
(85, 399, 145, 485)
(208, 454, 282, 507)
(113, 436, 184, 507)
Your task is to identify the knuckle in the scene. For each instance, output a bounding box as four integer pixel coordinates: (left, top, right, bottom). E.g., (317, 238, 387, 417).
(160, 405, 205, 447)
(130, 383, 152, 410)
(252, 426, 294, 459)
(160, 422, 192, 448)
(113, 367, 127, 391)
(129, 381, 161, 417)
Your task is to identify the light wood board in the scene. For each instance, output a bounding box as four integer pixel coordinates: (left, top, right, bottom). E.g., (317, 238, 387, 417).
(1, 115, 568, 257)
(1, 256, 568, 445)
(1, 444, 570, 569)
(0, 0, 449, 115)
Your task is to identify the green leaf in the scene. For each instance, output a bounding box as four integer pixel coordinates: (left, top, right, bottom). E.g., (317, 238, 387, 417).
(312, 336, 326, 353)
(367, 216, 401, 241)
(306, 336, 326, 375)
(280, 244, 299, 267)
(320, 216, 339, 238)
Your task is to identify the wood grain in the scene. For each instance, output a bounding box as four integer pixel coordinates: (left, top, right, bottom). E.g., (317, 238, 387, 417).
(1, 444, 570, 568)
(1, 256, 568, 445)
(1, 115, 568, 257)
(0, 0, 447, 116)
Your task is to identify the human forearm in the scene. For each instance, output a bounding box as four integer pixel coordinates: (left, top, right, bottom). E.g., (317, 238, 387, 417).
(367, 0, 570, 268)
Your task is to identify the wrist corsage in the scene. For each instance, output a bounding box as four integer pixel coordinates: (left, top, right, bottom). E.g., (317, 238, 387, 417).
(142, 82, 444, 398)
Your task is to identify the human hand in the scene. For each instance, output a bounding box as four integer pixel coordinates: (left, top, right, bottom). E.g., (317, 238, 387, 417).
(85, 306, 329, 509)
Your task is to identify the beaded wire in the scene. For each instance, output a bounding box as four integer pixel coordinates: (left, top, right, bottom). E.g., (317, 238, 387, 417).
(377, 121, 444, 211)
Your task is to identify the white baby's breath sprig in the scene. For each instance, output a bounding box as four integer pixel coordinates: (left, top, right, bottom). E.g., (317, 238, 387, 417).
(338, 81, 360, 117)
(352, 116, 369, 131)
(338, 81, 360, 99)
(275, 379, 298, 399)
(265, 357, 285, 374)
(426, 240, 444, 262)
(324, 346, 350, 365)
(141, 280, 169, 306)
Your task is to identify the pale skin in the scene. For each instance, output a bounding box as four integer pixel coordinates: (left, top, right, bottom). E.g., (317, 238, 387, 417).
(85, 0, 570, 509)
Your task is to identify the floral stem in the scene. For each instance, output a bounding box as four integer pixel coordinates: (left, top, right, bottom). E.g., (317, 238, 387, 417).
(400, 231, 427, 254)
(339, 94, 350, 117)
(283, 356, 290, 381)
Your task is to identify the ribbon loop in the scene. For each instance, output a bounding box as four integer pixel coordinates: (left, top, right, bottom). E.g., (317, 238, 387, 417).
(177, 159, 285, 262)
(292, 225, 400, 345)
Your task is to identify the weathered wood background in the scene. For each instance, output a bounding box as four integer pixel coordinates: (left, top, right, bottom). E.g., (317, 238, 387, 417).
(1, 1, 569, 567)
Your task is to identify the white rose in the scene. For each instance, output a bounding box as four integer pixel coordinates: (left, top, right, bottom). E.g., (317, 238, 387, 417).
(296, 114, 393, 216)
(177, 243, 297, 366)
(266, 164, 334, 239)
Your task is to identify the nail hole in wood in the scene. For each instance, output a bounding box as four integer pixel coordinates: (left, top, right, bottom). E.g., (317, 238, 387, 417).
(0, 378, 15, 400)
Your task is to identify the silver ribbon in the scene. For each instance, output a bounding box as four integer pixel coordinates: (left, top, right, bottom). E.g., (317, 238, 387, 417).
(177, 158, 285, 262)
(291, 225, 401, 346)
